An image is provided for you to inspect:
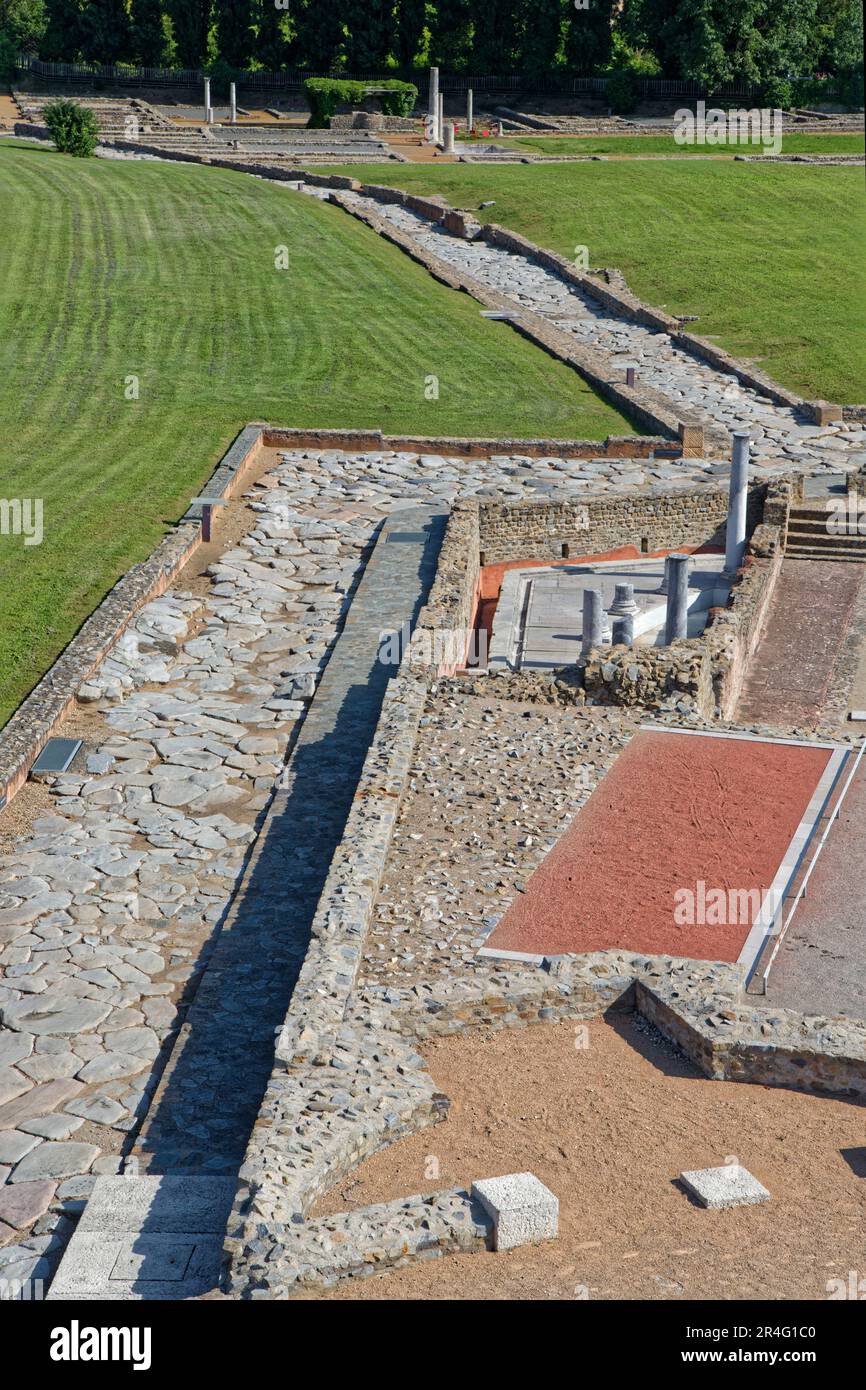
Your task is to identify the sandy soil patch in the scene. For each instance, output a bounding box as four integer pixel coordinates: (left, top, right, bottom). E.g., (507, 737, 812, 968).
(313, 1016, 866, 1301)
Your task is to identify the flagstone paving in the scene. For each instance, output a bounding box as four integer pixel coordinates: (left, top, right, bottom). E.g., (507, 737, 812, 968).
(0, 437, 858, 1290)
(735, 559, 865, 726)
(311, 186, 866, 471)
(1, 443, 743, 1285)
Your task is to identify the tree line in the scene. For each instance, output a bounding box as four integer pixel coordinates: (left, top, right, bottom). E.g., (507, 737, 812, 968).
(1, 0, 862, 91)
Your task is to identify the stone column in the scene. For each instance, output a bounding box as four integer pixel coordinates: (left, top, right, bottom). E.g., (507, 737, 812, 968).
(229, 82, 237, 125)
(467, 89, 474, 132)
(664, 554, 690, 644)
(609, 582, 637, 617)
(438, 93, 444, 145)
(203, 77, 211, 124)
(428, 67, 439, 141)
(725, 430, 751, 575)
(657, 555, 671, 595)
(442, 122, 455, 154)
(612, 614, 634, 647)
(581, 588, 603, 656)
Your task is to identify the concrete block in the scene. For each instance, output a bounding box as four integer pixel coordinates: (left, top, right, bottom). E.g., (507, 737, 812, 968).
(679, 1164, 770, 1209)
(471, 1172, 558, 1251)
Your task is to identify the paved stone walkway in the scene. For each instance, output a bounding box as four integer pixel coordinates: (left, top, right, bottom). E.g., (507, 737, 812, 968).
(6, 445, 741, 1285)
(314, 187, 866, 472)
(765, 760, 866, 1021)
(132, 506, 446, 1174)
(735, 559, 865, 727)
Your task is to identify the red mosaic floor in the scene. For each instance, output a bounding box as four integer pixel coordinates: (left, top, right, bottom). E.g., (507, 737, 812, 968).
(484, 731, 833, 963)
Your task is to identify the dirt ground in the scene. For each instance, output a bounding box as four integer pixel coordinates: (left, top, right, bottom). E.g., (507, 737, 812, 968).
(312, 1016, 866, 1301)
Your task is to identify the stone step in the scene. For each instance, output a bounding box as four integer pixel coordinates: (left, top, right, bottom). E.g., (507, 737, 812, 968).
(47, 1175, 235, 1300)
(786, 524, 866, 548)
(785, 544, 866, 561)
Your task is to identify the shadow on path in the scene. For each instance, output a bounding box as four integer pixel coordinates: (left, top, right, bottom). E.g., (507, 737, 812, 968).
(133, 506, 446, 1175)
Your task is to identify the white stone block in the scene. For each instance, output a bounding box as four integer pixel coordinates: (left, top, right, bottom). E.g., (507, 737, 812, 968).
(679, 1164, 770, 1209)
(471, 1172, 558, 1251)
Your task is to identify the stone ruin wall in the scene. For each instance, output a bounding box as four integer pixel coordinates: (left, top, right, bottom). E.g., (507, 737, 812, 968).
(476, 486, 765, 565)
(420, 481, 793, 718)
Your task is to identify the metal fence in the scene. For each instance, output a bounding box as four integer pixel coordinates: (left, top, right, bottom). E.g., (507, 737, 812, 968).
(17, 56, 765, 100)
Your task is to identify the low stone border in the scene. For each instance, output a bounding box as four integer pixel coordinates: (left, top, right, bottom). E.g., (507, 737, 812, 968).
(241, 1186, 492, 1297)
(0, 423, 266, 810)
(276, 667, 428, 1072)
(262, 424, 667, 459)
(325, 190, 709, 454)
(308, 175, 848, 422)
(735, 153, 864, 166)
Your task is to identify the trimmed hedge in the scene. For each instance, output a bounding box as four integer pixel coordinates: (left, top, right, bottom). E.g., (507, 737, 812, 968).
(304, 78, 418, 128)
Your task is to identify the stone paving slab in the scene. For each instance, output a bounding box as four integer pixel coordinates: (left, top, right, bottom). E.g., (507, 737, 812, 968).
(47, 1175, 234, 1300)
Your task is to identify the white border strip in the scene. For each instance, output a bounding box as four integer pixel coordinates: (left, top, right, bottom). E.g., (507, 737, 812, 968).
(639, 723, 844, 752)
(736, 746, 847, 974)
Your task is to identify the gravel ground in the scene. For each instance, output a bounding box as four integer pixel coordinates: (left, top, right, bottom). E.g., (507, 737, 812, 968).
(359, 692, 638, 991)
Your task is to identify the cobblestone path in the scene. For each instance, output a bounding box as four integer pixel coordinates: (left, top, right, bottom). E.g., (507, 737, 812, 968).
(133, 506, 446, 1173)
(315, 187, 866, 473)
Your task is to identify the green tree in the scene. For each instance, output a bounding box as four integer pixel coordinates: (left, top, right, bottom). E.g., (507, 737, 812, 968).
(81, 0, 132, 63)
(564, 0, 614, 71)
(472, 0, 523, 71)
(428, 0, 472, 70)
(214, 0, 251, 67)
(823, 0, 864, 72)
(518, 0, 567, 76)
(290, 0, 342, 69)
(40, 0, 85, 59)
(0, 0, 46, 48)
(130, 0, 166, 64)
(395, 0, 427, 69)
(167, 0, 211, 65)
(342, 0, 395, 70)
(255, 0, 289, 69)
(754, 0, 821, 83)
(0, 0, 46, 76)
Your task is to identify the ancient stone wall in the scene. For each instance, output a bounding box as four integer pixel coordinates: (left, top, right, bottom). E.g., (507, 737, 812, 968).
(414, 502, 480, 673)
(476, 486, 760, 565)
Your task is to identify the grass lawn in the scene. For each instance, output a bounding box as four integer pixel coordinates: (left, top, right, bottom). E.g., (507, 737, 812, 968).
(327, 159, 866, 405)
(467, 132, 865, 157)
(0, 142, 631, 728)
